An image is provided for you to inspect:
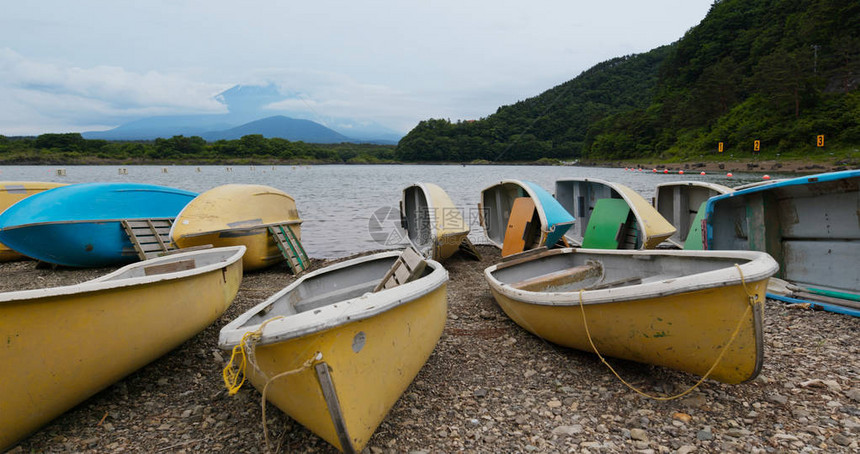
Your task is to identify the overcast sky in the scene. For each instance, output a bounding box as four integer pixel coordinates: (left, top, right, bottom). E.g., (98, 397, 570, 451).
(0, 1, 714, 136)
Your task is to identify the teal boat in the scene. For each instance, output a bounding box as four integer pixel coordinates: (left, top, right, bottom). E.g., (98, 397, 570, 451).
(479, 180, 575, 253)
(704, 170, 860, 314)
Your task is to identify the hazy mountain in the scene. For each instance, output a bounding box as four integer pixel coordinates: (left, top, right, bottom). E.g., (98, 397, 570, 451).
(82, 83, 403, 143)
(201, 116, 351, 143)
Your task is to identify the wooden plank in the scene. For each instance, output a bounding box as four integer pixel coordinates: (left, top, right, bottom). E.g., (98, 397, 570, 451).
(501, 197, 537, 257)
(373, 247, 426, 292)
(510, 263, 602, 292)
(143, 259, 195, 276)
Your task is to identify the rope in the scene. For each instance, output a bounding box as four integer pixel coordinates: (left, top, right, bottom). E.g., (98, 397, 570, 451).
(222, 316, 285, 395)
(260, 353, 321, 453)
(220, 315, 323, 453)
(576, 263, 758, 400)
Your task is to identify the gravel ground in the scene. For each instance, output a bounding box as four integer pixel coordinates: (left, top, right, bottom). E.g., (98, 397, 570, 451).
(3, 246, 859, 453)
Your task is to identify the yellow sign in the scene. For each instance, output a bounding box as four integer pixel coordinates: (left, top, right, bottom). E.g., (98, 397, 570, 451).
(817, 135, 824, 147)
(753, 140, 760, 152)
(718, 142, 724, 153)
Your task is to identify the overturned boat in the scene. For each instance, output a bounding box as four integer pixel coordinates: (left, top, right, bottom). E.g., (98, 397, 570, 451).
(554, 178, 675, 249)
(704, 170, 860, 312)
(484, 247, 778, 384)
(400, 182, 471, 260)
(0, 181, 66, 261)
(170, 184, 306, 272)
(653, 181, 732, 248)
(479, 179, 574, 256)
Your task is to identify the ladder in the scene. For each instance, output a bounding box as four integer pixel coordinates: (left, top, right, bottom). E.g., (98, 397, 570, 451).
(268, 224, 309, 274)
(121, 218, 176, 260)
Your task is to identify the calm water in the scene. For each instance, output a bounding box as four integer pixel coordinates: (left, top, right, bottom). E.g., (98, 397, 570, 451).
(0, 164, 772, 258)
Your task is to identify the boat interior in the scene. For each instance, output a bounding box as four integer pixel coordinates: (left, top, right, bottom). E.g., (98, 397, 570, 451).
(554, 180, 641, 247)
(241, 255, 436, 326)
(491, 250, 747, 294)
(99, 248, 238, 281)
(482, 182, 540, 246)
(710, 179, 860, 293)
(656, 184, 727, 244)
(402, 186, 434, 256)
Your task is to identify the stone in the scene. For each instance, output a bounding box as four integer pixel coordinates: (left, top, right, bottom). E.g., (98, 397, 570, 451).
(630, 428, 649, 441)
(846, 389, 860, 402)
(832, 433, 852, 446)
(672, 412, 692, 423)
(697, 429, 713, 441)
(551, 425, 583, 436)
(547, 400, 562, 408)
(676, 446, 697, 454)
(768, 394, 788, 405)
(680, 395, 707, 408)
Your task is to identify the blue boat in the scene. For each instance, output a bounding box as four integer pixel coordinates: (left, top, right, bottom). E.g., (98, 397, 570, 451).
(479, 179, 575, 252)
(0, 183, 197, 267)
(702, 169, 860, 314)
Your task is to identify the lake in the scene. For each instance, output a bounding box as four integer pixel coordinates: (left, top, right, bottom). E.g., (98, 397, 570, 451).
(0, 164, 769, 258)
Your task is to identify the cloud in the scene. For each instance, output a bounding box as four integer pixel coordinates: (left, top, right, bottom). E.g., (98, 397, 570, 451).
(0, 48, 228, 134)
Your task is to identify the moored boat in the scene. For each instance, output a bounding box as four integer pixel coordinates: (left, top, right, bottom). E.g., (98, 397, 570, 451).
(554, 178, 675, 249)
(170, 184, 304, 271)
(0, 182, 197, 267)
(0, 181, 67, 261)
(219, 250, 448, 453)
(479, 180, 574, 255)
(0, 246, 245, 451)
(704, 170, 860, 306)
(653, 181, 732, 248)
(484, 247, 778, 384)
(400, 182, 470, 260)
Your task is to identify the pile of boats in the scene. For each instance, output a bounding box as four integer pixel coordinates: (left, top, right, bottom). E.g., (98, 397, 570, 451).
(1, 168, 857, 453)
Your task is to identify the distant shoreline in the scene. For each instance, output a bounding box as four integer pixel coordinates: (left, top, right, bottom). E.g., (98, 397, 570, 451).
(1, 157, 856, 175)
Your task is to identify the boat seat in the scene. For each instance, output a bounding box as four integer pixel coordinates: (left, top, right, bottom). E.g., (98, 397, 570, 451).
(373, 247, 427, 292)
(510, 262, 603, 292)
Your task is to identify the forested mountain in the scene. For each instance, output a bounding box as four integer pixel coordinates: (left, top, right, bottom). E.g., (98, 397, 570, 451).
(396, 0, 860, 162)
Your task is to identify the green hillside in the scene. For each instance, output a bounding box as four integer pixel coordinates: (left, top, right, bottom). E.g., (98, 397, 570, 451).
(396, 0, 860, 163)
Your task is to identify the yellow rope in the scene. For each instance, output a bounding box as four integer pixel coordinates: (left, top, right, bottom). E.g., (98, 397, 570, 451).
(222, 316, 285, 395)
(577, 263, 758, 401)
(260, 353, 321, 453)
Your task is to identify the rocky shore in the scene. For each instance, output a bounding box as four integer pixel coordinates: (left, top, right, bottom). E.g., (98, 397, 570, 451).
(3, 245, 859, 453)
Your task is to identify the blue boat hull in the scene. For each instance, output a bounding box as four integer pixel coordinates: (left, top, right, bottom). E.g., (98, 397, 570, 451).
(0, 183, 197, 267)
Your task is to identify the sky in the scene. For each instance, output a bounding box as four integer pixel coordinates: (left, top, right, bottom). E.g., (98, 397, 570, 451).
(0, 1, 715, 137)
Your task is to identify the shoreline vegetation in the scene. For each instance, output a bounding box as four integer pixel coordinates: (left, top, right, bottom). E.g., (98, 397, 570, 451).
(1, 133, 858, 175)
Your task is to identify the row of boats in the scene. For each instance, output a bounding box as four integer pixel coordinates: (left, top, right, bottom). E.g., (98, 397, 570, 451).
(1, 168, 858, 452)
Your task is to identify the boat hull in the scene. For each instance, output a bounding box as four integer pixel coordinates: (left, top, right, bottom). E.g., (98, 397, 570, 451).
(485, 248, 777, 384)
(0, 246, 245, 451)
(401, 183, 470, 260)
(0, 181, 67, 261)
(0, 183, 197, 267)
(654, 181, 732, 247)
(555, 178, 675, 249)
(705, 170, 860, 295)
(247, 283, 446, 451)
(479, 180, 574, 251)
(220, 251, 448, 452)
(171, 184, 303, 271)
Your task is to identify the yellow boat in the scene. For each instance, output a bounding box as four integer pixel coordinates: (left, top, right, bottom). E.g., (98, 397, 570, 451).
(400, 182, 470, 260)
(0, 246, 245, 451)
(555, 178, 675, 249)
(0, 181, 66, 261)
(219, 249, 448, 453)
(170, 184, 303, 271)
(484, 247, 778, 384)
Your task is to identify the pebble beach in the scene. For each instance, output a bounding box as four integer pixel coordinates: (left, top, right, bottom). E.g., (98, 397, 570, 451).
(2, 245, 859, 453)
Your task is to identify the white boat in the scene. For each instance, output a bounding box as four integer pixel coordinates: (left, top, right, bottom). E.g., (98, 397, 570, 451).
(653, 181, 733, 247)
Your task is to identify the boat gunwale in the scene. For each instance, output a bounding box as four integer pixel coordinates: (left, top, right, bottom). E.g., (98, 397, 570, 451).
(0, 245, 246, 304)
(484, 247, 778, 306)
(219, 250, 448, 347)
(172, 219, 304, 239)
(653, 180, 734, 195)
